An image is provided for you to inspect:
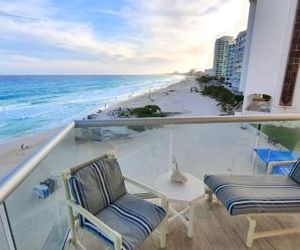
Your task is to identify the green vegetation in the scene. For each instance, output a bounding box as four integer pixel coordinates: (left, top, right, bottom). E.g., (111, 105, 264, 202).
(117, 105, 165, 132)
(118, 111, 130, 117)
(127, 125, 146, 132)
(130, 105, 166, 118)
(201, 85, 243, 112)
(260, 125, 300, 151)
(196, 75, 218, 83)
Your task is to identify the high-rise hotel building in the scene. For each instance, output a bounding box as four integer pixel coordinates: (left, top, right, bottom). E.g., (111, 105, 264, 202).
(213, 36, 234, 79)
(230, 31, 247, 91)
(212, 32, 247, 92)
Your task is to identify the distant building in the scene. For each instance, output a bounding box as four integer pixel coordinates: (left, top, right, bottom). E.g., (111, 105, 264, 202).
(241, 0, 300, 114)
(212, 32, 247, 91)
(213, 36, 234, 79)
(204, 68, 213, 76)
(229, 31, 247, 91)
(225, 43, 236, 83)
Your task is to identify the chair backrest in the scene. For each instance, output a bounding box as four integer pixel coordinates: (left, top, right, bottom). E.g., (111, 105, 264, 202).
(68, 153, 126, 215)
(288, 157, 300, 184)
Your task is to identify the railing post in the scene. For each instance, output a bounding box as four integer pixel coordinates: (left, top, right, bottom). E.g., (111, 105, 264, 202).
(0, 202, 17, 250)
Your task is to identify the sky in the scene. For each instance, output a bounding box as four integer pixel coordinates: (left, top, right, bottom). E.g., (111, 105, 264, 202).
(0, 0, 249, 75)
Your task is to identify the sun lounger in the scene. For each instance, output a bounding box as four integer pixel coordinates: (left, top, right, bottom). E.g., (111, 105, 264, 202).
(270, 163, 294, 175)
(254, 148, 298, 174)
(204, 157, 300, 247)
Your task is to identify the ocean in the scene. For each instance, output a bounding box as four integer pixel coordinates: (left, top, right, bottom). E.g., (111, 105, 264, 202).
(0, 75, 184, 143)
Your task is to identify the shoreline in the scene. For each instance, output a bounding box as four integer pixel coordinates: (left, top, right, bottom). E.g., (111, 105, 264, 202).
(0, 76, 220, 177)
(0, 76, 183, 146)
(81, 75, 187, 120)
(0, 75, 185, 146)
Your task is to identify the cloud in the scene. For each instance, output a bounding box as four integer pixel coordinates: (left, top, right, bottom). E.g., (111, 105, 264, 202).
(0, 10, 43, 22)
(201, 6, 218, 15)
(0, 53, 171, 74)
(102, 0, 249, 71)
(0, 0, 137, 59)
(0, 0, 249, 74)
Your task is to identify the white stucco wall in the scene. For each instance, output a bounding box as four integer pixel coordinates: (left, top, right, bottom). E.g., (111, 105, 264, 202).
(242, 0, 299, 114)
(239, 0, 257, 92)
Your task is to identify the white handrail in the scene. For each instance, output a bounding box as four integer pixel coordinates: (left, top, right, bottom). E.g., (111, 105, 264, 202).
(75, 114, 300, 127)
(0, 122, 75, 203)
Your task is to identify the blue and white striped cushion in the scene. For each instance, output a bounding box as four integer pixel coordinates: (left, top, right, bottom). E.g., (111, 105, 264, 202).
(69, 157, 126, 215)
(204, 174, 300, 215)
(82, 193, 166, 250)
(288, 157, 300, 184)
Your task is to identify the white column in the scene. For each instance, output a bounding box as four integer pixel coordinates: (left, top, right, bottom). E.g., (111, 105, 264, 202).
(239, 0, 257, 94)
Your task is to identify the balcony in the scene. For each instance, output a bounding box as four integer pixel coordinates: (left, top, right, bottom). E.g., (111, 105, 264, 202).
(245, 94, 272, 113)
(1, 114, 300, 250)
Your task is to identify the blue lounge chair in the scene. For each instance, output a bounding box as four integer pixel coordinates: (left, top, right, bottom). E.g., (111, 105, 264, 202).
(254, 148, 298, 175)
(270, 163, 294, 175)
(204, 157, 300, 247)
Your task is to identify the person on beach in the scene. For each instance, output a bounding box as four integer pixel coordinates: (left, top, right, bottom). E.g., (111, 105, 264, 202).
(20, 144, 30, 150)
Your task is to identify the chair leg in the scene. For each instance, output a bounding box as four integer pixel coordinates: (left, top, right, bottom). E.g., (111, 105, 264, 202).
(72, 240, 87, 250)
(66, 205, 87, 250)
(67, 205, 78, 243)
(205, 189, 213, 202)
(246, 216, 257, 248)
(159, 218, 167, 248)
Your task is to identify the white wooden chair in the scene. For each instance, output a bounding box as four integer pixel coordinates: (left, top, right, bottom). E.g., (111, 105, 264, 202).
(61, 151, 168, 250)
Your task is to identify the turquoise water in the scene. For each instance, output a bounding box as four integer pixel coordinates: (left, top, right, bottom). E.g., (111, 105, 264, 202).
(0, 75, 183, 143)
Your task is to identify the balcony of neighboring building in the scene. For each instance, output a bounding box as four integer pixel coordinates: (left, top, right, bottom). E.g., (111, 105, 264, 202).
(245, 94, 272, 113)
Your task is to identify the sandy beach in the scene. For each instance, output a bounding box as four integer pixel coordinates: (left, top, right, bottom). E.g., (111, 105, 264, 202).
(93, 75, 219, 119)
(0, 76, 219, 178)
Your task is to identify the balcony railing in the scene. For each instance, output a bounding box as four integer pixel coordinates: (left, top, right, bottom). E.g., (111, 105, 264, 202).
(1, 114, 300, 249)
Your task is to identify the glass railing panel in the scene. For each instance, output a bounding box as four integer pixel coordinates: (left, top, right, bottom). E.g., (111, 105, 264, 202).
(4, 128, 76, 250)
(74, 122, 262, 187)
(171, 122, 259, 178)
(75, 120, 300, 185)
(0, 205, 10, 250)
(252, 121, 300, 175)
(0, 131, 60, 179)
(74, 125, 171, 189)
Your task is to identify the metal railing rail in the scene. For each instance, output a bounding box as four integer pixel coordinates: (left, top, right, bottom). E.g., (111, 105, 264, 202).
(75, 114, 300, 127)
(1, 113, 300, 204)
(0, 122, 75, 203)
(0, 203, 16, 249)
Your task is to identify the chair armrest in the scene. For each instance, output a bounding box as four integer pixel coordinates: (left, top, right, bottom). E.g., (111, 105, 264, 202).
(66, 200, 122, 248)
(267, 160, 297, 174)
(123, 175, 167, 208)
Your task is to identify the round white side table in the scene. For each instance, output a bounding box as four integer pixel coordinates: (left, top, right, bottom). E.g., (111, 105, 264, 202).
(155, 172, 205, 238)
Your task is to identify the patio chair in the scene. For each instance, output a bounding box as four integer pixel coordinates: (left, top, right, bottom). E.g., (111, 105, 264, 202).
(61, 151, 168, 250)
(267, 160, 297, 175)
(253, 148, 298, 175)
(204, 157, 300, 248)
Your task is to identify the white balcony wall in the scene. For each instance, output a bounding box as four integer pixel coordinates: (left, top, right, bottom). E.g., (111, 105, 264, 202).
(242, 0, 299, 114)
